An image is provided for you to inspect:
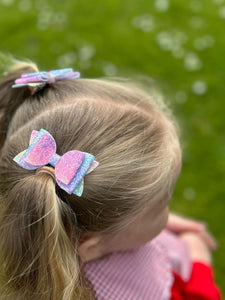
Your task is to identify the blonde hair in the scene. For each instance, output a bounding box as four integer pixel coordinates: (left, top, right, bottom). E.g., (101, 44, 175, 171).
(0, 59, 181, 299)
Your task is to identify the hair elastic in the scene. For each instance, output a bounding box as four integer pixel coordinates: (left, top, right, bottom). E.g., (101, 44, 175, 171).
(36, 166, 56, 182)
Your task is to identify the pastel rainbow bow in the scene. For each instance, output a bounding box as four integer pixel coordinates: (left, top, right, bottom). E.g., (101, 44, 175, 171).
(13, 129, 99, 197)
(12, 68, 80, 89)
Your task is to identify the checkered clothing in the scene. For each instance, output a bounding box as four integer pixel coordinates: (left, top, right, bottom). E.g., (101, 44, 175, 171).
(83, 229, 191, 300)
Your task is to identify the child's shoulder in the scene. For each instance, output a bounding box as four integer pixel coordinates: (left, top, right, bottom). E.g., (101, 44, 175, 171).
(83, 230, 175, 300)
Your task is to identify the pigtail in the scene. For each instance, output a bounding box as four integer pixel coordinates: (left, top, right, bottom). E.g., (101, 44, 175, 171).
(0, 60, 38, 150)
(0, 167, 93, 300)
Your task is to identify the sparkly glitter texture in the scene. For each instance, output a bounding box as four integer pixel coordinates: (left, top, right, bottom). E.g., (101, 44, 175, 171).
(13, 128, 99, 196)
(25, 134, 56, 166)
(55, 150, 85, 185)
(56, 152, 95, 194)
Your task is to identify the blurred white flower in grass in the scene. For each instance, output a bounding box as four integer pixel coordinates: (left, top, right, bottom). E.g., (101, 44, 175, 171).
(102, 62, 117, 76)
(76, 45, 96, 70)
(156, 31, 174, 51)
(131, 14, 155, 32)
(18, 0, 31, 12)
(213, 0, 224, 5)
(192, 80, 208, 95)
(190, 0, 203, 12)
(36, 10, 67, 31)
(51, 12, 68, 30)
(78, 45, 96, 61)
(1, 0, 14, 6)
(183, 188, 196, 201)
(172, 46, 186, 59)
(175, 91, 188, 104)
(184, 52, 202, 71)
(35, 0, 48, 10)
(155, 0, 170, 12)
(36, 10, 52, 30)
(57, 52, 77, 68)
(156, 30, 188, 54)
(189, 17, 205, 29)
(194, 35, 215, 51)
(218, 6, 225, 18)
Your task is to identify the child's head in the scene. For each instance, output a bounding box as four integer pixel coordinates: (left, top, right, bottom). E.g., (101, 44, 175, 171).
(0, 60, 181, 299)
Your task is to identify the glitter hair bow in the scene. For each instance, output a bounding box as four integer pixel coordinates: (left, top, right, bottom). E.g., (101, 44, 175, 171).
(12, 68, 80, 90)
(13, 129, 99, 197)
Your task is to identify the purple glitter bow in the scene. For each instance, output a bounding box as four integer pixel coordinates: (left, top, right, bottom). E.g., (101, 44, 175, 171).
(12, 68, 80, 89)
(13, 129, 99, 197)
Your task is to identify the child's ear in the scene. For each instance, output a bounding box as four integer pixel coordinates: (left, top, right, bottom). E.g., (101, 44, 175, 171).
(78, 235, 103, 263)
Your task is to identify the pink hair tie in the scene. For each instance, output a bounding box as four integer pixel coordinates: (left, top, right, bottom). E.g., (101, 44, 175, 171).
(13, 129, 99, 197)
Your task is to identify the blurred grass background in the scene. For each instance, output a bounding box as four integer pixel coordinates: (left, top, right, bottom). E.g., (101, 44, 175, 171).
(0, 0, 224, 295)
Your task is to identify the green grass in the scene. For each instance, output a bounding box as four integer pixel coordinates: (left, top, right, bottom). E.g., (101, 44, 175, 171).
(0, 0, 224, 295)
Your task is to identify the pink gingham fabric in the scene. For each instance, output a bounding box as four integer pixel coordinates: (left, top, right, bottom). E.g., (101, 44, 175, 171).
(83, 229, 191, 300)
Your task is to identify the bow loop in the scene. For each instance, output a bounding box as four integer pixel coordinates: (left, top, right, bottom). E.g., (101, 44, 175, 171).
(25, 131, 56, 166)
(13, 129, 56, 170)
(55, 150, 85, 185)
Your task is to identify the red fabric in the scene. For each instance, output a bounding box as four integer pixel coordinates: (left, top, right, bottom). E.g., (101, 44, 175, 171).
(171, 261, 222, 300)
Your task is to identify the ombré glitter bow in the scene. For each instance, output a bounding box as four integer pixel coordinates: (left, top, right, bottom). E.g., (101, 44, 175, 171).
(13, 129, 99, 197)
(12, 68, 80, 89)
